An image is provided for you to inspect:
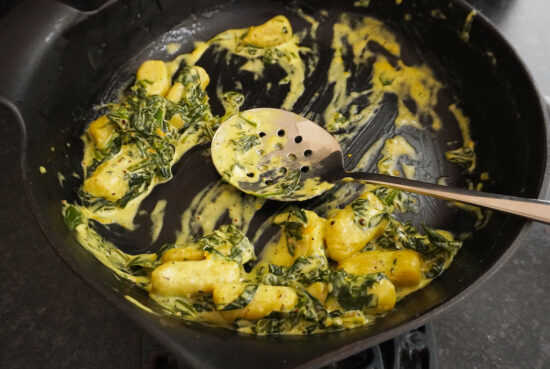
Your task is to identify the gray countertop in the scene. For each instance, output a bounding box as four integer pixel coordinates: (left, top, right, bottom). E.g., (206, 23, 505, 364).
(1, 0, 549, 368)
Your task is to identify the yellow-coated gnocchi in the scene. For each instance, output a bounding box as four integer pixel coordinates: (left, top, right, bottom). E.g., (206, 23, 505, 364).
(325, 193, 389, 262)
(168, 113, 186, 129)
(212, 282, 245, 307)
(219, 285, 298, 321)
(161, 244, 204, 263)
(242, 15, 293, 48)
(150, 259, 241, 297)
(167, 66, 209, 103)
(306, 281, 329, 303)
(339, 250, 422, 286)
(88, 115, 117, 149)
(166, 82, 185, 103)
(82, 145, 142, 201)
(263, 209, 327, 267)
(367, 278, 396, 313)
(137, 60, 171, 96)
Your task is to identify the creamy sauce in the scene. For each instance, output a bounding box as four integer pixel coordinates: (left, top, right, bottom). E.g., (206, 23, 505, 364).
(175, 181, 263, 244)
(445, 103, 476, 172)
(167, 16, 309, 111)
(63, 13, 479, 335)
(460, 10, 477, 43)
(377, 136, 418, 178)
(125, 295, 156, 314)
(166, 42, 181, 55)
(323, 14, 451, 142)
(150, 199, 167, 243)
(353, 0, 371, 8)
(296, 8, 320, 38)
(57, 172, 66, 187)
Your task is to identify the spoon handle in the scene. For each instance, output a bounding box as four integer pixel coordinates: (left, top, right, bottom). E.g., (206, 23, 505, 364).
(344, 172, 550, 225)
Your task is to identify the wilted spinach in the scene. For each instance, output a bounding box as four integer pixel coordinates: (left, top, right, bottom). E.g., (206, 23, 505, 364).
(445, 146, 475, 171)
(199, 224, 255, 264)
(350, 197, 388, 229)
(81, 66, 218, 208)
(328, 270, 385, 311)
(63, 205, 84, 230)
(272, 206, 308, 256)
(231, 134, 261, 152)
(218, 284, 259, 311)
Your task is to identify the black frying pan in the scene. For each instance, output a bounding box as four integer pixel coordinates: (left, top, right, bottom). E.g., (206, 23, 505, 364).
(0, 0, 548, 368)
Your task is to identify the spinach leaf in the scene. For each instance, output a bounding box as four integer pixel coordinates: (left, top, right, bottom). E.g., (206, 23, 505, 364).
(126, 254, 157, 275)
(275, 171, 303, 197)
(63, 205, 84, 230)
(377, 221, 461, 280)
(252, 311, 298, 335)
(273, 206, 308, 224)
(445, 146, 475, 170)
(372, 187, 399, 206)
(230, 134, 261, 152)
(328, 270, 384, 311)
(220, 91, 245, 116)
(377, 221, 461, 257)
(192, 293, 215, 313)
(350, 197, 388, 229)
(262, 257, 328, 287)
(219, 284, 259, 311)
(424, 256, 446, 279)
(251, 171, 305, 199)
(199, 224, 255, 264)
(351, 198, 370, 219)
(173, 299, 195, 317)
(237, 115, 257, 128)
(249, 288, 325, 335)
(288, 257, 328, 284)
(155, 243, 178, 258)
(261, 272, 288, 287)
(272, 206, 308, 256)
(81, 66, 217, 208)
(421, 224, 462, 253)
(367, 212, 388, 228)
(295, 288, 327, 322)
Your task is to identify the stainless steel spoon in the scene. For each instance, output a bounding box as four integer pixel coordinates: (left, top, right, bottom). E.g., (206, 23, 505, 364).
(211, 108, 550, 224)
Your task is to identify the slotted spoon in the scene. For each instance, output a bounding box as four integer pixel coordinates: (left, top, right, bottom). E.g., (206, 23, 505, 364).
(211, 108, 550, 224)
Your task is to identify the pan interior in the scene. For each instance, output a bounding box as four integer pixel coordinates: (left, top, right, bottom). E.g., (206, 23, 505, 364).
(71, 4, 476, 254)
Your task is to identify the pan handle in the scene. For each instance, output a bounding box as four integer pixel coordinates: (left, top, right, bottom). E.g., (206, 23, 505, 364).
(0, 0, 82, 123)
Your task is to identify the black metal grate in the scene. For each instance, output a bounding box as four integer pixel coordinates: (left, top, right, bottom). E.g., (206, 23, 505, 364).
(141, 324, 436, 369)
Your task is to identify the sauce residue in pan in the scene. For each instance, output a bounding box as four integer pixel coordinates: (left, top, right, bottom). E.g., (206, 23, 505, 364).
(63, 13, 479, 335)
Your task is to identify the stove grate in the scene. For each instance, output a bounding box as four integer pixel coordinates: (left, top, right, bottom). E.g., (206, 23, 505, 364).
(141, 324, 436, 369)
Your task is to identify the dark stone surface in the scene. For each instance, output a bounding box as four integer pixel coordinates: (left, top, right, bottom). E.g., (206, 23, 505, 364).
(434, 223, 550, 369)
(0, 104, 142, 368)
(0, 1, 548, 369)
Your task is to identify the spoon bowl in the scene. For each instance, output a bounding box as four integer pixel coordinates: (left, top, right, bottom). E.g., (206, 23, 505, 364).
(211, 108, 341, 201)
(212, 108, 550, 224)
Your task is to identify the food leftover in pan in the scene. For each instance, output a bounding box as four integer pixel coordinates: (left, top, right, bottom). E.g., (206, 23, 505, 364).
(63, 14, 477, 335)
